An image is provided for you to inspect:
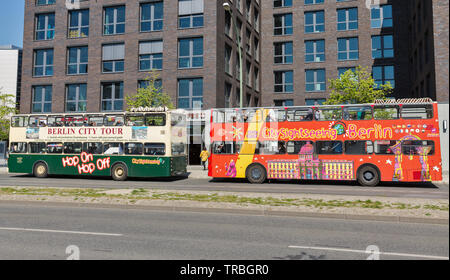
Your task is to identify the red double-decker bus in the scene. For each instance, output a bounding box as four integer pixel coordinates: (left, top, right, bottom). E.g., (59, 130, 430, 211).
(208, 99, 443, 186)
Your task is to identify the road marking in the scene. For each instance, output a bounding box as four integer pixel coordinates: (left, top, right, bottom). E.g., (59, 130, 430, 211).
(288, 245, 449, 260)
(0, 227, 123, 237)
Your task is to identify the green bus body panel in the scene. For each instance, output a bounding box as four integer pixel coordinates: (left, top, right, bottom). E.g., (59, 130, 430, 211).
(8, 154, 187, 178)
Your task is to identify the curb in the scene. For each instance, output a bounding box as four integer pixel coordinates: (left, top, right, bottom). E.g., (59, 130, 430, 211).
(0, 199, 447, 225)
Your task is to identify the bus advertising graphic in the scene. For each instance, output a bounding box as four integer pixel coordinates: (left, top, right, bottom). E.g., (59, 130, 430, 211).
(8, 109, 188, 181)
(209, 99, 442, 186)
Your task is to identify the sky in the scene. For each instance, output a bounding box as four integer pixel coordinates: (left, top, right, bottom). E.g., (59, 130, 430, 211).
(0, 0, 25, 47)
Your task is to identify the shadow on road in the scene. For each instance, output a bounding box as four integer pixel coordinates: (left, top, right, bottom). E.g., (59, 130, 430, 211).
(7, 173, 189, 183)
(208, 177, 442, 189)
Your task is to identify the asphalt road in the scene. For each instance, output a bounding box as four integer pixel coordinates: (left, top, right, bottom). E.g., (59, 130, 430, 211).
(0, 202, 448, 260)
(0, 173, 448, 199)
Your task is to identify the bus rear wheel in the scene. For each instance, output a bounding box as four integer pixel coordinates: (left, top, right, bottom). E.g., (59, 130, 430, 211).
(246, 164, 266, 184)
(112, 164, 128, 181)
(33, 162, 48, 178)
(357, 165, 380, 187)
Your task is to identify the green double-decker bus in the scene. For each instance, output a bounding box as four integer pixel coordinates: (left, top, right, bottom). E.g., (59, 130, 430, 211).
(8, 108, 187, 181)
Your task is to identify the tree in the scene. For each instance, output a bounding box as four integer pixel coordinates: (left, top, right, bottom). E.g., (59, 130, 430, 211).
(125, 71, 174, 110)
(0, 89, 17, 141)
(325, 66, 393, 105)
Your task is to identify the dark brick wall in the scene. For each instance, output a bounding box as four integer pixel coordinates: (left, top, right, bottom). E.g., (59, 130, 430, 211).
(260, 0, 413, 106)
(20, 0, 262, 114)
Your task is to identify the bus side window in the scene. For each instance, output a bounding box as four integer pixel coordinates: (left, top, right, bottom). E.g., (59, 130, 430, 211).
(105, 115, 124, 126)
(287, 109, 313, 121)
(126, 114, 145, 126)
(315, 107, 342, 121)
(374, 140, 399, 154)
(213, 142, 235, 154)
(287, 141, 313, 154)
(125, 143, 143, 155)
(343, 106, 373, 121)
(11, 117, 28, 127)
(401, 105, 433, 119)
(48, 116, 65, 127)
(402, 140, 435, 156)
(29, 142, 46, 154)
(213, 110, 225, 123)
(65, 116, 85, 127)
(47, 143, 63, 154)
(144, 143, 166, 156)
(88, 115, 105, 126)
(64, 142, 83, 154)
(83, 142, 103, 154)
(316, 141, 343, 154)
(345, 141, 373, 155)
(258, 141, 286, 155)
(374, 106, 400, 120)
(146, 114, 166, 126)
(103, 143, 124, 155)
(29, 116, 47, 127)
(10, 142, 27, 153)
(266, 109, 285, 122)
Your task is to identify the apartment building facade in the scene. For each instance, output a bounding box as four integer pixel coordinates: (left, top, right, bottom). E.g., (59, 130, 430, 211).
(20, 0, 261, 116)
(260, 0, 415, 107)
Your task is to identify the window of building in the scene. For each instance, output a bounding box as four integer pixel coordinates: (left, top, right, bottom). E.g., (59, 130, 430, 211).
(35, 13, 55, 40)
(178, 0, 204, 29)
(138, 79, 162, 93)
(225, 44, 232, 75)
(372, 65, 395, 88)
(305, 0, 324, 4)
(274, 0, 292, 8)
(372, 35, 394, 58)
(274, 71, 293, 93)
(101, 82, 124, 112)
(32, 86, 52, 113)
(337, 8, 358, 31)
(66, 84, 87, 112)
(68, 10, 89, 38)
(305, 98, 326, 106)
(305, 69, 325, 92)
(178, 78, 203, 109)
(305, 40, 325, 62)
(140, 2, 163, 32)
(67, 46, 88, 75)
(338, 37, 359, 60)
(274, 14, 293, 36)
(139, 41, 163, 71)
(36, 0, 55, 5)
(179, 38, 203, 68)
(102, 44, 125, 73)
(305, 11, 324, 33)
(371, 5, 393, 28)
(225, 83, 232, 108)
(274, 42, 293, 64)
(34, 49, 53, 77)
(104, 6, 125, 35)
(338, 67, 356, 77)
(274, 99, 293, 107)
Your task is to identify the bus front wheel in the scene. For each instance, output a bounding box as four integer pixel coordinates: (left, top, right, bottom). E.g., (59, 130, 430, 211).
(33, 162, 48, 178)
(357, 165, 380, 187)
(112, 164, 128, 181)
(246, 164, 266, 184)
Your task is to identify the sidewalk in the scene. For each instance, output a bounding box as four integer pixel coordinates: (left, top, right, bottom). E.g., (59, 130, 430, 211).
(187, 165, 209, 179)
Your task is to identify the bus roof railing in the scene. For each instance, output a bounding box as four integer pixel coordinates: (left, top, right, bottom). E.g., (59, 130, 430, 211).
(211, 98, 436, 111)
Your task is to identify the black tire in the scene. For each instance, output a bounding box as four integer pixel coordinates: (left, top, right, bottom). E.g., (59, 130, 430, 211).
(357, 165, 380, 187)
(112, 163, 128, 181)
(33, 162, 48, 178)
(246, 164, 267, 184)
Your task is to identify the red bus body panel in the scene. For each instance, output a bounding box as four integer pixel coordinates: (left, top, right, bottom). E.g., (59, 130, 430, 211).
(209, 103, 443, 183)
